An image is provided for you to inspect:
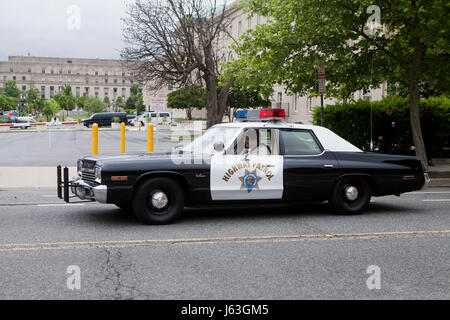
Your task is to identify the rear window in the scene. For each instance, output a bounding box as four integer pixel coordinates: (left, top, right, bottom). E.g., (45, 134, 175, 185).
(281, 130, 322, 155)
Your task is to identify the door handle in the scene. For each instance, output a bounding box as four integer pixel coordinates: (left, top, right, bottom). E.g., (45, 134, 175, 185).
(324, 164, 334, 168)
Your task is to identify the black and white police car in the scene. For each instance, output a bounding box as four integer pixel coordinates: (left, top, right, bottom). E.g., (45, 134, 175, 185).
(58, 108, 429, 224)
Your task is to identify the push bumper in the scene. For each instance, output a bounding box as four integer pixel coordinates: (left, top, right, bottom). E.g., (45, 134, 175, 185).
(422, 173, 431, 190)
(57, 166, 108, 203)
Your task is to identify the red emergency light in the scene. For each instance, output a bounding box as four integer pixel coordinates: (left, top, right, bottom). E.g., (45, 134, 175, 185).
(259, 108, 286, 119)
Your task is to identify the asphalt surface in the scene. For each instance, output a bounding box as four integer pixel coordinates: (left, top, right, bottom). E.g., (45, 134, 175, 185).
(0, 129, 178, 166)
(0, 188, 449, 299)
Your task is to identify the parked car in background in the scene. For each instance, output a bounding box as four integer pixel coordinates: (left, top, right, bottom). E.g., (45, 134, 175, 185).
(126, 114, 137, 125)
(82, 112, 128, 128)
(131, 111, 172, 127)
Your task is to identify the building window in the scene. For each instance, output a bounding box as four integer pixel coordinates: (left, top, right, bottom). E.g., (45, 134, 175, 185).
(42, 69, 46, 74)
(104, 88, 109, 96)
(59, 70, 63, 74)
(85, 78, 89, 83)
(121, 88, 126, 98)
(51, 69, 54, 74)
(41, 86, 46, 99)
(22, 76, 26, 81)
(85, 87, 90, 95)
(94, 87, 99, 97)
(58, 86, 63, 93)
(50, 86, 55, 98)
(28, 68, 31, 73)
(22, 85, 26, 92)
(122, 72, 125, 76)
(122, 80, 125, 84)
(105, 79, 108, 84)
(114, 79, 118, 84)
(76, 87, 80, 98)
(95, 79, 99, 83)
(105, 72, 108, 76)
(293, 94, 298, 113)
(13, 76, 16, 81)
(277, 92, 282, 106)
(95, 71, 98, 76)
(113, 88, 118, 98)
(10, 68, 13, 72)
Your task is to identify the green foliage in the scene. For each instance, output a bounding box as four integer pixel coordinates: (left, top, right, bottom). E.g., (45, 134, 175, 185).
(53, 85, 76, 111)
(115, 96, 123, 106)
(42, 99, 61, 121)
(125, 96, 136, 110)
(130, 84, 140, 97)
(135, 94, 145, 114)
(0, 94, 17, 111)
(112, 117, 121, 123)
(313, 96, 450, 157)
(76, 95, 89, 109)
(1, 80, 21, 98)
(167, 85, 206, 120)
(103, 96, 111, 105)
(25, 84, 41, 111)
(84, 97, 105, 114)
(229, 0, 449, 99)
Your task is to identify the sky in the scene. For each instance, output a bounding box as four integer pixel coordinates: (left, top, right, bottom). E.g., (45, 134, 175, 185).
(0, 0, 130, 61)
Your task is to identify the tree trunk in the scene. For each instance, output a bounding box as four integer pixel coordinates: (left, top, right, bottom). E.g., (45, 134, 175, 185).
(217, 78, 234, 124)
(204, 73, 219, 128)
(186, 107, 192, 120)
(409, 80, 428, 172)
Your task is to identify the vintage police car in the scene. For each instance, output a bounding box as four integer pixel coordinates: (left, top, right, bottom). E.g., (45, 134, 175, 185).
(57, 108, 429, 225)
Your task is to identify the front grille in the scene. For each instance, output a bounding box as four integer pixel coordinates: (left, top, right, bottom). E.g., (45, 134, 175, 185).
(81, 170, 96, 183)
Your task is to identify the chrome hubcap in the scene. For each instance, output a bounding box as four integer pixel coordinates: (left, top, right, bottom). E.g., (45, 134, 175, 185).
(345, 186, 358, 201)
(151, 191, 168, 209)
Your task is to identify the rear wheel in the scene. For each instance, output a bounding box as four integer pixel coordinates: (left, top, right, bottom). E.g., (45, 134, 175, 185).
(330, 177, 371, 215)
(132, 177, 185, 225)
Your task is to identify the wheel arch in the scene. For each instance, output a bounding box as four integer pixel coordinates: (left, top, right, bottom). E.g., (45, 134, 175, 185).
(134, 171, 191, 200)
(334, 173, 376, 194)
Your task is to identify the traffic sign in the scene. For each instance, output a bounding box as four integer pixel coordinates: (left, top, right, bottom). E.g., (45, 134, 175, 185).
(318, 68, 326, 95)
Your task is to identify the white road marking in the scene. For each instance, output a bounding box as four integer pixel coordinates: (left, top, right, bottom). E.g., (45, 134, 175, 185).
(412, 191, 450, 194)
(422, 199, 450, 202)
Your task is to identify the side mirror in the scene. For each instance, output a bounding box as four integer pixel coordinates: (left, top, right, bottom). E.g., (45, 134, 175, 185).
(213, 142, 225, 153)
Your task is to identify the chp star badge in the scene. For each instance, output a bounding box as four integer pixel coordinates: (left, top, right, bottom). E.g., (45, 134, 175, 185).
(239, 169, 262, 193)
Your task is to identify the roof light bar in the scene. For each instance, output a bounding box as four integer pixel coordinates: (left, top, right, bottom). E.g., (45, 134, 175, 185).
(236, 108, 286, 121)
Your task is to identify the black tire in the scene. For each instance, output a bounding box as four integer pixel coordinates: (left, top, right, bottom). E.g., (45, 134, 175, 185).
(330, 177, 371, 215)
(132, 177, 185, 225)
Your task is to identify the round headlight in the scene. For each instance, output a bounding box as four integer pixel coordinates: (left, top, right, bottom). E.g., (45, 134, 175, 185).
(95, 167, 102, 183)
(77, 160, 83, 175)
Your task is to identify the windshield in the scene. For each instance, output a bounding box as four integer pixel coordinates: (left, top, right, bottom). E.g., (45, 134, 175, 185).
(182, 126, 241, 155)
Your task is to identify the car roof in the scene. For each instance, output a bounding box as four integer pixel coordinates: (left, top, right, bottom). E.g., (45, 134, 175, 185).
(214, 121, 362, 152)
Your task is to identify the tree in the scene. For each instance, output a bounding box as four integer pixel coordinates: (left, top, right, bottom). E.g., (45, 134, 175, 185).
(0, 94, 17, 112)
(25, 83, 41, 113)
(103, 96, 111, 107)
(1, 80, 21, 98)
(167, 85, 206, 120)
(225, 83, 272, 122)
(122, 0, 235, 128)
(125, 96, 136, 111)
(135, 94, 146, 114)
(53, 85, 76, 120)
(84, 97, 105, 114)
(229, 0, 449, 169)
(42, 99, 61, 121)
(76, 94, 89, 110)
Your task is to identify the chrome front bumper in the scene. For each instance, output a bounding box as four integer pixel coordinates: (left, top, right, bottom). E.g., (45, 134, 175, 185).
(422, 173, 431, 190)
(71, 176, 108, 203)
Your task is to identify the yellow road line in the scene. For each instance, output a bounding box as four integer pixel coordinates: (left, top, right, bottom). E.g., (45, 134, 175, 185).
(0, 230, 449, 253)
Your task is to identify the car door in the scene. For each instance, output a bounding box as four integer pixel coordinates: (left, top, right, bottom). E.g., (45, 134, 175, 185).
(280, 129, 340, 201)
(210, 128, 284, 201)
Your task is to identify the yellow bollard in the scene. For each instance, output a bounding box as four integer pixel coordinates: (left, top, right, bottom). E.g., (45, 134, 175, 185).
(92, 123, 98, 155)
(147, 123, 154, 152)
(121, 122, 126, 154)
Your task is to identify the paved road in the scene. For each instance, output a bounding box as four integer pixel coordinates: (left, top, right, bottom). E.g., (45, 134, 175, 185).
(0, 130, 178, 166)
(0, 188, 449, 299)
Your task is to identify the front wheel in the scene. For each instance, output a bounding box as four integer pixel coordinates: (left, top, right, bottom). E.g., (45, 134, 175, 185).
(132, 177, 185, 225)
(330, 177, 371, 215)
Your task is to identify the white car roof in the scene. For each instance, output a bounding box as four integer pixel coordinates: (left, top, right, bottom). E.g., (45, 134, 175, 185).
(214, 121, 362, 153)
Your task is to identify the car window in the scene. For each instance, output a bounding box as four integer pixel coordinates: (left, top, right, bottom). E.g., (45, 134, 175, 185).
(229, 128, 279, 156)
(280, 130, 322, 155)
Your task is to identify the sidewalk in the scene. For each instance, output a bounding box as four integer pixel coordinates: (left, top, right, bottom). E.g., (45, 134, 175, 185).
(429, 158, 450, 187)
